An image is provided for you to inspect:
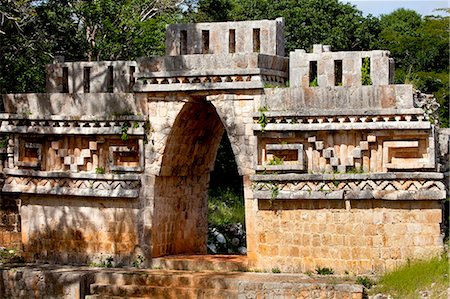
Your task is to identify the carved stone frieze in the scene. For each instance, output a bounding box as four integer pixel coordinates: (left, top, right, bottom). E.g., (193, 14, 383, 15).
(3, 169, 140, 198)
(252, 173, 446, 200)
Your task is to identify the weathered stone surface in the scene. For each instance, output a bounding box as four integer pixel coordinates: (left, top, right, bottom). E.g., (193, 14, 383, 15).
(0, 18, 446, 276)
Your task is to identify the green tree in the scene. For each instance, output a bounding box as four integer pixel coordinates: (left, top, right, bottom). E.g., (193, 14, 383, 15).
(192, 0, 380, 52)
(379, 8, 449, 126)
(0, 0, 51, 93)
(71, 0, 186, 61)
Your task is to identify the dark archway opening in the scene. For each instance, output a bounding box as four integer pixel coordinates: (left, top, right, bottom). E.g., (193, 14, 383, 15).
(207, 133, 246, 254)
(152, 98, 244, 257)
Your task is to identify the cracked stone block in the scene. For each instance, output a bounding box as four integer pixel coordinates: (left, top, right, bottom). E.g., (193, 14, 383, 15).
(352, 148, 362, 158)
(323, 148, 334, 158)
(51, 141, 60, 150)
(80, 149, 91, 158)
(367, 135, 377, 142)
(360, 141, 369, 151)
(315, 141, 324, 150)
(89, 141, 97, 151)
(58, 149, 68, 157)
(346, 157, 354, 166)
(76, 157, 84, 166)
(308, 136, 316, 143)
(63, 156, 72, 165)
(330, 157, 340, 166)
(70, 164, 78, 172)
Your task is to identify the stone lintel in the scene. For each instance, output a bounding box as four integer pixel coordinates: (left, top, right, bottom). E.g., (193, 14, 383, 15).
(135, 81, 266, 92)
(2, 185, 139, 198)
(138, 68, 287, 79)
(0, 113, 145, 121)
(0, 126, 145, 135)
(251, 172, 444, 182)
(253, 108, 425, 118)
(255, 165, 304, 171)
(254, 190, 446, 200)
(3, 169, 141, 180)
(252, 122, 431, 131)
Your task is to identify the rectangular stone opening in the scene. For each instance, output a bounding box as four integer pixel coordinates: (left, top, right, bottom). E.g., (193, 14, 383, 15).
(361, 57, 372, 85)
(202, 30, 210, 54)
(83, 66, 91, 93)
(334, 60, 342, 86)
(113, 151, 140, 167)
(309, 61, 318, 87)
(253, 28, 260, 53)
(266, 149, 298, 164)
(129, 66, 135, 86)
(62, 67, 69, 93)
(107, 65, 114, 92)
(180, 30, 188, 55)
(229, 29, 236, 53)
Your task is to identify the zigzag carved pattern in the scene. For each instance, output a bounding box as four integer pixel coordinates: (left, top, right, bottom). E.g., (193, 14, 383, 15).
(255, 180, 445, 192)
(5, 176, 141, 191)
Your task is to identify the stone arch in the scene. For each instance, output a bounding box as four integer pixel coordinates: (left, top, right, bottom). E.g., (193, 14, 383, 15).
(152, 98, 228, 257)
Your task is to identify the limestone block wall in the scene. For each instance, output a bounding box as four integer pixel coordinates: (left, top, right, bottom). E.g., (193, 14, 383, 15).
(20, 195, 139, 265)
(152, 174, 209, 257)
(261, 85, 414, 111)
(165, 18, 285, 56)
(290, 45, 394, 87)
(46, 61, 137, 93)
(0, 196, 21, 251)
(251, 199, 442, 274)
(1, 93, 144, 116)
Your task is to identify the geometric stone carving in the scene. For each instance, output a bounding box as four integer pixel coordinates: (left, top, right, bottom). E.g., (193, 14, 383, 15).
(258, 143, 304, 172)
(2, 169, 140, 198)
(109, 142, 143, 172)
(382, 140, 433, 170)
(14, 139, 41, 168)
(251, 173, 446, 200)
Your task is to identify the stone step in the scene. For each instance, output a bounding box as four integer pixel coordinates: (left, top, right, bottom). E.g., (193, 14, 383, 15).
(151, 254, 248, 272)
(90, 283, 238, 298)
(85, 295, 144, 299)
(92, 270, 239, 289)
(87, 268, 364, 299)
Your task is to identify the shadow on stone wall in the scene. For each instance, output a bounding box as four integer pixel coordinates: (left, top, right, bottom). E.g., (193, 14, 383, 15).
(22, 195, 139, 266)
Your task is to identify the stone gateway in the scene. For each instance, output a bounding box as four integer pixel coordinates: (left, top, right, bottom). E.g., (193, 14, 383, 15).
(0, 18, 448, 275)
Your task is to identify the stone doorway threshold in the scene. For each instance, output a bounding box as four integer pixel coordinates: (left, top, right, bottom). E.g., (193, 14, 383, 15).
(151, 254, 248, 272)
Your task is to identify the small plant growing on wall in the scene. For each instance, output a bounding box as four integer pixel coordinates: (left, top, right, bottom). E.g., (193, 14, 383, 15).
(272, 267, 281, 273)
(268, 156, 284, 165)
(121, 121, 130, 141)
(258, 106, 269, 133)
(361, 57, 372, 85)
(0, 135, 8, 149)
(132, 255, 145, 268)
(315, 266, 334, 275)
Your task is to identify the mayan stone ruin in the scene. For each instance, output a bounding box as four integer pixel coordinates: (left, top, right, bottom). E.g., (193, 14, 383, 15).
(0, 18, 448, 277)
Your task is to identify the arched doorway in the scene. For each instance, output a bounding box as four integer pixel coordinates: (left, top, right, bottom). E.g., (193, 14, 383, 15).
(152, 97, 243, 257)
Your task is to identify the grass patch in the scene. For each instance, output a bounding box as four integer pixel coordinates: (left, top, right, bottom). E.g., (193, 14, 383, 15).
(370, 255, 449, 298)
(208, 188, 245, 227)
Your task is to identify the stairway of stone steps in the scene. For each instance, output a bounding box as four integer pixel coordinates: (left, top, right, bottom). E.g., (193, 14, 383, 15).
(85, 269, 240, 299)
(85, 255, 364, 299)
